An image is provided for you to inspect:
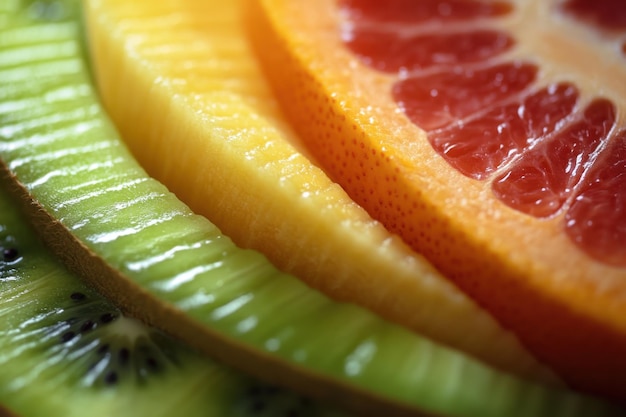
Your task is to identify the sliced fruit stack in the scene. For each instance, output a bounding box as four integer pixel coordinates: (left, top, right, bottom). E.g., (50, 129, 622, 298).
(246, 0, 626, 405)
(0, 0, 624, 416)
(84, 0, 550, 382)
(0, 182, 342, 417)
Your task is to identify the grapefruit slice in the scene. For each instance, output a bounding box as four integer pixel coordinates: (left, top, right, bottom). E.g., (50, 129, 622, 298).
(83, 0, 555, 381)
(247, 0, 626, 403)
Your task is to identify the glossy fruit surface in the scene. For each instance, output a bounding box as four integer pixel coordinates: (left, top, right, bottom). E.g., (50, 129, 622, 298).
(3, 1, 602, 415)
(247, 0, 626, 402)
(83, 0, 555, 380)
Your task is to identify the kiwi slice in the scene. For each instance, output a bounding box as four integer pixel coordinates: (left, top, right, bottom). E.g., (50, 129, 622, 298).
(0, 1, 621, 416)
(0, 183, 342, 417)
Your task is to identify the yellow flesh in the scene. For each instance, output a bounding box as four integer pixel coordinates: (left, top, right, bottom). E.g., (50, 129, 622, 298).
(85, 0, 557, 381)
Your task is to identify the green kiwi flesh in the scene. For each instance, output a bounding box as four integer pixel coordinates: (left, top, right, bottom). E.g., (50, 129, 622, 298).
(0, 1, 622, 416)
(0, 182, 343, 417)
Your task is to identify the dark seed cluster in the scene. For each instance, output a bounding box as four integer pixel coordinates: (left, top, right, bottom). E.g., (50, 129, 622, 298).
(100, 312, 116, 324)
(119, 348, 130, 365)
(58, 291, 173, 388)
(59, 292, 121, 345)
(91, 344, 128, 386)
(241, 383, 315, 417)
(70, 292, 86, 301)
(103, 371, 118, 385)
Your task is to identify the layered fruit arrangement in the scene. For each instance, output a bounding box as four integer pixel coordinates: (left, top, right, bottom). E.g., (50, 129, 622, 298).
(84, 0, 554, 382)
(247, 0, 626, 403)
(0, 0, 625, 416)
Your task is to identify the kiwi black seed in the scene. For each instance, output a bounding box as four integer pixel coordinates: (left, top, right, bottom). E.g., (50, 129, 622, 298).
(234, 383, 321, 417)
(44, 292, 179, 388)
(0, 182, 344, 417)
(0, 1, 623, 417)
(2, 248, 19, 262)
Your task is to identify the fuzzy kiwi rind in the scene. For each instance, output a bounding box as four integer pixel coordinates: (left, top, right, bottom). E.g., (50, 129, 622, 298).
(0, 182, 343, 417)
(0, 1, 622, 417)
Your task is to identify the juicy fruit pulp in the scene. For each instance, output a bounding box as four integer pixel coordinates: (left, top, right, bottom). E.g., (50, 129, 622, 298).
(0, 182, 342, 417)
(246, 0, 626, 404)
(343, 0, 625, 266)
(80, 0, 551, 382)
(1, 1, 608, 416)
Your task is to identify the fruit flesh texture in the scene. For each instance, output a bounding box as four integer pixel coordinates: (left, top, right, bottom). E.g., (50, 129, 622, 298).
(1, 1, 613, 416)
(79, 0, 556, 383)
(344, 0, 625, 265)
(0, 182, 346, 417)
(0, 203, 618, 417)
(247, 0, 626, 403)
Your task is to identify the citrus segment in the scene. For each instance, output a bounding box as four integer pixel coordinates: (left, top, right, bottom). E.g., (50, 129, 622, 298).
(562, 0, 625, 32)
(492, 98, 617, 219)
(82, 0, 556, 381)
(339, 0, 513, 23)
(247, 0, 626, 402)
(393, 62, 538, 131)
(344, 30, 514, 72)
(565, 131, 626, 267)
(429, 83, 579, 179)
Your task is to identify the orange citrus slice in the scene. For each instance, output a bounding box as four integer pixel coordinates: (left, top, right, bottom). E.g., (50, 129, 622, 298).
(247, 0, 626, 402)
(83, 0, 555, 381)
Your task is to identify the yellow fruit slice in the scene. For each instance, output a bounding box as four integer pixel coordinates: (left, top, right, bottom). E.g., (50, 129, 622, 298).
(245, 0, 626, 402)
(84, 0, 556, 381)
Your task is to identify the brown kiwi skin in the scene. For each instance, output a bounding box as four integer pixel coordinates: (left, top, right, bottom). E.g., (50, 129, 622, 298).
(0, 165, 441, 417)
(0, 404, 20, 417)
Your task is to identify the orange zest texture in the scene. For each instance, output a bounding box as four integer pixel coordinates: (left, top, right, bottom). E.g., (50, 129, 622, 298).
(83, 0, 556, 381)
(247, 0, 626, 403)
